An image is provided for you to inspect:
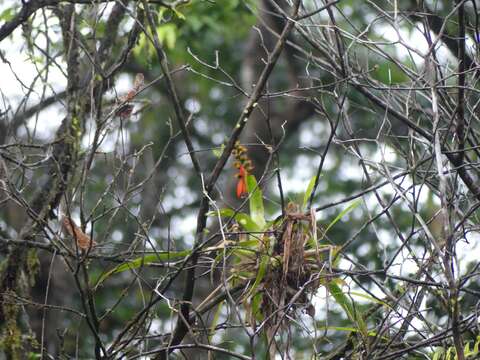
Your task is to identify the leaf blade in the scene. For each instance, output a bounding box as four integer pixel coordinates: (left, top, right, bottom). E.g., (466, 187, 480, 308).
(326, 282, 368, 338)
(246, 174, 266, 229)
(303, 175, 317, 210)
(95, 250, 190, 287)
(207, 208, 259, 231)
(246, 254, 269, 298)
(324, 199, 361, 235)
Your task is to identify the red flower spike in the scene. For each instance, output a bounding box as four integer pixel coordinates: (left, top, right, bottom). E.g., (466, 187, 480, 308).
(236, 166, 248, 198)
(238, 165, 247, 178)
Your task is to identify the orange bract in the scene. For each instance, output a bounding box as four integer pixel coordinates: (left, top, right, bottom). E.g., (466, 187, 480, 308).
(61, 216, 96, 251)
(236, 165, 248, 198)
(232, 142, 253, 199)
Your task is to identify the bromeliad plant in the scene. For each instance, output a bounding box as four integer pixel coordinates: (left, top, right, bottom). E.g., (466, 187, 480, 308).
(207, 172, 367, 356)
(95, 154, 368, 355)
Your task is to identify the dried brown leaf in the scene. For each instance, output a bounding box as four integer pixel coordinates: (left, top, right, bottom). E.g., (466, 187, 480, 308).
(61, 216, 96, 251)
(133, 73, 144, 91)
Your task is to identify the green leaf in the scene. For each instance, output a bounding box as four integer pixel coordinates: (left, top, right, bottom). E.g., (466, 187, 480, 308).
(446, 346, 454, 360)
(95, 250, 190, 287)
(237, 239, 261, 249)
(324, 199, 361, 235)
(251, 292, 263, 321)
(172, 7, 186, 20)
(473, 336, 480, 354)
(0, 7, 14, 22)
(348, 291, 391, 308)
(316, 325, 358, 333)
(246, 254, 269, 298)
(212, 143, 225, 158)
(133, 33, 156, 64)
(246, 175, 266, 229)
(231, 246, 257, 256)
(157, 23, 177, 49)
(372, 62, 408, 84)
(326, 282, 368, 338)
(158, 7, 167, 20)
(303, 175, 317, 210)
(432, 348, 444, 360)
(207, 208, 259, 231)
(208, 301, 223, 342)
(235, 270, 256, 279)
